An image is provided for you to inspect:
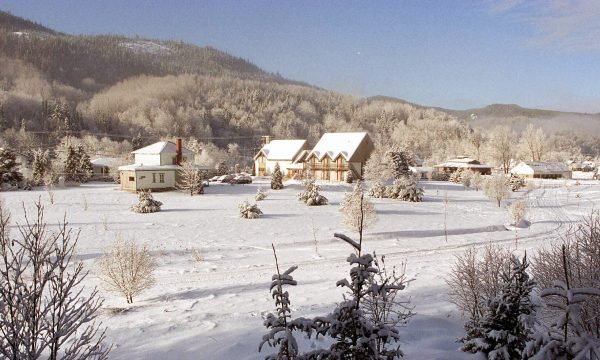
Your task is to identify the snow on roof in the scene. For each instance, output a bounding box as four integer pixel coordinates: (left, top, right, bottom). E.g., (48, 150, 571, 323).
(308, 132, 368, 161)
(434, 158, 491, 168)
(118, 164, 182, 171)
(256, 140, 307, 160)
(132, 141, 194, 155)
(91, 157, 120, 167)
(516, 161, 571, 173)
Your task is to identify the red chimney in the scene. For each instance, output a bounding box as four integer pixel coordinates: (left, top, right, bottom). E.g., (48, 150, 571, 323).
(176, 138, 182, 165)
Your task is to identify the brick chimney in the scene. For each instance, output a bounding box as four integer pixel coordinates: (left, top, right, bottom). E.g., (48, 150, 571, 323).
(176, 138, 182, 165)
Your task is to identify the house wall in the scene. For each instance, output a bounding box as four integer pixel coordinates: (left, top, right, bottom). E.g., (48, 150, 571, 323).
(134, 154, 161, 166)
(120, 169, 177, 191)
(255, 159, 293, 176)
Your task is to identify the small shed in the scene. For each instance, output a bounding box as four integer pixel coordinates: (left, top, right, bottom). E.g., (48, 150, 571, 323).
(510, 161, 572, 179)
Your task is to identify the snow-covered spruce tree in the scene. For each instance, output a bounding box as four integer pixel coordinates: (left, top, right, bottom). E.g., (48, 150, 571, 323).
(178, 161, 204, 196)
(99, 238, 157, 304)
(0, 200, 110, 359)
(297, 178, 328, 206)
(386, 146, 415, 179)
(384, 176, 424, 202)
(0, 147, 23, 186)
(31, 148, 51, 185)
(131, 190, 162, 213)
(367, 180, 387, 198)
(259, 245, 299, 360)
(76, 145, 93, 183)
(256, 187, 268, 201)
(345, 169, 354, 184)
(216, 161, 228, 176)
(462, 254, 536, 359)
(525, 245, 600, 359)
(484, 174, 510, 207)
(63, 145, 80, 182)
(271, 163, 284, 190)
(239, 201, 263, 219)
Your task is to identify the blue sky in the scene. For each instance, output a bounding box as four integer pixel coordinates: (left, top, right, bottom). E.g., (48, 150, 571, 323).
(2, 0, 600, 112)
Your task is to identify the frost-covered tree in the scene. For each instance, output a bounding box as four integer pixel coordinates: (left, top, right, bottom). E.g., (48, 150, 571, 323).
(488, 126, 515, 174)
(484, 174, 510, 207)
(216, 161, 228, 176)
(239, 201, 262, 219)
(31, 149, 51, 185)
(131, 190, 162, 213)
(385, 176, 424, 202)
(99, 238, 157, 304)
(509, 200, 528, 227)
(178, 161, 204, 196)
(525, 245, 600, 359)
(0, 147, 23, 186)
(367, 180, 387, 198)
(462, 254, 536, 359)
(271, 163, 284, 190)
(471, 172, 484, 191)
(340, 181, 376, 243)
(387, 146, 415, 179)
(297, 178, 328, 206)
(520, 124, 546, 162)
(259, 245, 299, 360)
(345, 169, 354, 184)
(449, 168, 464, 183)
(255, 187, 267, 201)
(76, 145, 93, 183)
(460, 169, 475, 189)
(0, 200, 110, 359)
(63, 145, 79, 182)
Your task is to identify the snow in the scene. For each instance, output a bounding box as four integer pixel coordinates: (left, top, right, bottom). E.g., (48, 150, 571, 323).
(91, 157, 120, 167)
(513, 161, 570, 174)
(309, 132, 368, 161)
(119, 41, 173, 55)
(132, 141, 194, 155)
(257, 140, 307, 161)
(1, 178, 599, 359)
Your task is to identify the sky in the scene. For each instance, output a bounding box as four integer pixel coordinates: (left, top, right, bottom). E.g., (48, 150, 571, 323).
(2, 0, 600, 113)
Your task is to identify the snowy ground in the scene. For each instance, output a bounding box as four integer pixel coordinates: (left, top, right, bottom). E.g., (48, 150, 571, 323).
(2, 178, 600, 359)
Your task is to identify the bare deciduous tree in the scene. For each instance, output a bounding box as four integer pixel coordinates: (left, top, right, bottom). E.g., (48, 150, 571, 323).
(520, 124, 546, 161)
(99, 238, 157, 304)
(178, 161, 204, 196)
(488, 126, 515, 174)
(0, 200, 110, 360)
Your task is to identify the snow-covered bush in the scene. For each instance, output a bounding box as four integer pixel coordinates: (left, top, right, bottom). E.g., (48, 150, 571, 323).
(239, 201, 262, 219)
(131, 190, 162, 213)
(0, 200, 110, 359)
(462, 254, 537, 358)
(431, 172, 450, 181)
(460, 169, 475, 188)
(0, 147, 23, 186)
(271, 162, 283, 190)
(484, 174, 510, 207)
(508, 174, 526, 192)
(99, 238, 157, 304)
(215, 161, 228, 176)
(367, 180, 387, 198)
(255, 187, 268, 201)
(385, 176, 424, 202)
(298, 178, 328, 206)
(509, 200, 528, 227)
(471, 172, 483, 191)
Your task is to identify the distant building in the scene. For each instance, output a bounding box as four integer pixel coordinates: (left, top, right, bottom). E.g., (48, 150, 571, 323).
(510, 161, 572, 179)
(433, 156, 492, 175)
(118, 139, 195, 191)
(253, 139, 309, 177)
(91, 157, 120, 179)
(305, 132, 374, 181)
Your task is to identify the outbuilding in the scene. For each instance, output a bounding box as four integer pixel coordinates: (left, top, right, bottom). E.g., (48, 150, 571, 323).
(510, 161, 572, 179)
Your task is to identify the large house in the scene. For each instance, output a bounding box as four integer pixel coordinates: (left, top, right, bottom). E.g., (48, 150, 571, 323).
(510, 161, 572, 179)
(253, 139, 309, 177)
(305, 132, 374, 181)
(118, 139, 195, 191)
(433, 156, 493, 175)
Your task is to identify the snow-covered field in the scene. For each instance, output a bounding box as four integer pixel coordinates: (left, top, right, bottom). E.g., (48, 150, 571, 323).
(2, 178, 599, 359)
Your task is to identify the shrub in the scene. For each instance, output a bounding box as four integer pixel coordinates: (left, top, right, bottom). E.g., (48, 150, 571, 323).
(271, 163, 284, 190)
(131, 190, 162, 213)
(255, 187, 267, 201)
(239, 201, 262, 219)
(297, 178, 328, 206)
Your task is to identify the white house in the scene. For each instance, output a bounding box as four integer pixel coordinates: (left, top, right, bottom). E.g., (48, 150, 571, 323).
(433, 156, 493, 175)
(510, 161, 572, 179)
(253, 139, 309, 177)
(118, 139, 195, 191)
(305, 132, 374, 181)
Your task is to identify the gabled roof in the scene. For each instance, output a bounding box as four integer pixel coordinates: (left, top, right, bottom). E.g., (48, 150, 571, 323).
(91, 157, 120, 167)
(254, 140, 307, 161)
(307, 132, 369, 161)
(514, 161, 570, 173)
(132, 141, 194, 155)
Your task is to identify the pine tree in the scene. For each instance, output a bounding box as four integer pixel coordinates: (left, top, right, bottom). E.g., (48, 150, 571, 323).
(63, 145, 79, 182)
(271, 162, 284, 190)
(387, 147, 415, 180)
(0, 147, 23, 186)
(462, 254, 536, 359)
(76, 145, 93, 183)
(31, 149, 51, 185)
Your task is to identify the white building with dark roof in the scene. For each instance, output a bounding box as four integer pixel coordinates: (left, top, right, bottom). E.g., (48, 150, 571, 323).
(510, 161, 572, 179)
(253, 139, 309, 176)
(433, 156, 493, 175)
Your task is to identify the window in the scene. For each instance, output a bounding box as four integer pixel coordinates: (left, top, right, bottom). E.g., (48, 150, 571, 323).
(159, 173, 165, 183)
(128, 176, 134, 182)
(152, 173, 156, 183)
